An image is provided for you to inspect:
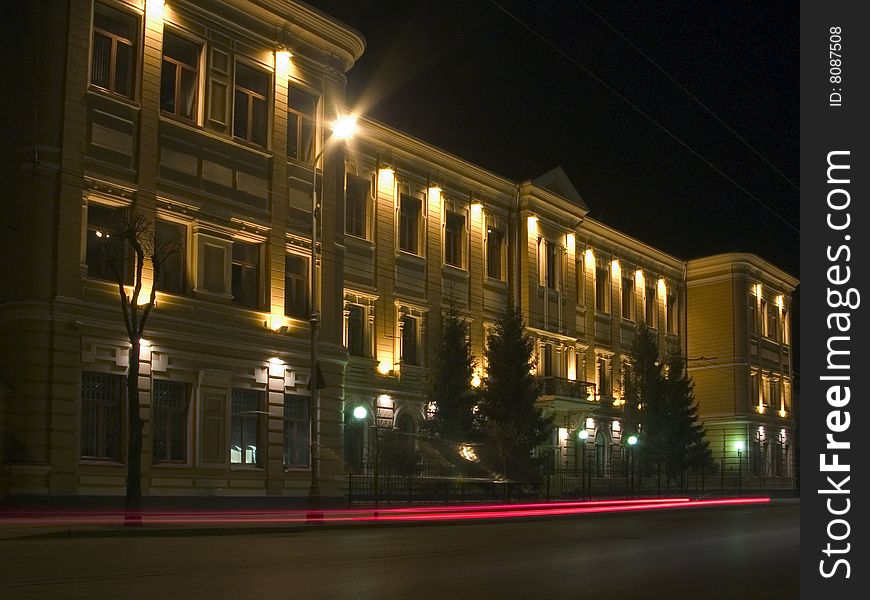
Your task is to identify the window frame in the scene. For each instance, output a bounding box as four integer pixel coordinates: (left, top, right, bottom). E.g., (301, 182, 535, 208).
(644, 284, 657, 328)
(283, 394, 311, 468)
(444, 209, 466, 269)
(152, 379, 190, 464)
(80, 371, 124, 461)
(232, 60, 271, 147)
(485, 223, 505, 281)
(231, 240, 262, 310)
(346, 303, 367, 358)
(345, 174, 371, 240)
(90, 2, 139, 99)
(230, 388, 264, 466)
(398, 194, 422, 255)
(400, 314, 419, 366)
(595, 264, 610, 313)
(160, 29, 201, 123)
(284, 252, 309, 319)
(154, 219, 187, 295)
(621, 275, 635, 321)
(287, 84, 320, 164)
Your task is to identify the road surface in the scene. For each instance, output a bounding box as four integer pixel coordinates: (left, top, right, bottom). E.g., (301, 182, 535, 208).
(0, 502, 798, 599)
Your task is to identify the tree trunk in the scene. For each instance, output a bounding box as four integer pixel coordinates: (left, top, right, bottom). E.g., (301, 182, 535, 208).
(125, 341, 144, 525)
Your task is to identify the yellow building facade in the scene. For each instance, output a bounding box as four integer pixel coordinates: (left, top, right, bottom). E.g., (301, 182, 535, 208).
(0, 0, 796, 500)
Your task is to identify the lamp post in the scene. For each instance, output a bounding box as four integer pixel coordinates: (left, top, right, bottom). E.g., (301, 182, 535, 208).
(578, 429, 589, 498)
(734, 440, 745, 492)
(626, 434, 639, 497)
(308, 115, 358, 518)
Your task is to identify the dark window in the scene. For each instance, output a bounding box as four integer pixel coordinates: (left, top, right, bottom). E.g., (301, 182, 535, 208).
(486, 226, 503, 279)
(399, 195, 421, 254)
(233, 63, 269, 146)
(541, 344, 553, 377)
(595, 267, 609, 312)
(347, 305, 365, 357)
(749, 294, 757, 334)
(666, 289, 677, 333)
(576, 258, 584, 303)
(597, 358, 610, 397)
(345, 176, 369, 238)
(160, 32, 199, 120)
(284, 254, 308, 318)
(203, 244, 226, 293)
(287, 86, 318, 162)
(230, 389, 262, 465)
(766, 302, 779, 341)
(86, 204, 131, 284)
(621, 277, 634, 321)
(154, 220, 186, 294)
(231, 241, 260, 309)
(645, 285, 656, 327)
(283, 394, 310, 467)
(444, 211, 465, 267)
(152, 380, 188, 463)
(80, 372, 123, 460)
(546, 243, 560, 290)
(401, 315, 418, 366)
(91, 3, 137, 98)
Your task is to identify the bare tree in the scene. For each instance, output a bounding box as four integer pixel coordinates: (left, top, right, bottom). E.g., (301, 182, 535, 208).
(100, 207, 177, 523)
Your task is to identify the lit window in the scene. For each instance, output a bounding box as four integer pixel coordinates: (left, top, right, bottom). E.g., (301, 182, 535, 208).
(91, 3, 138, 98)
(345, 175, 370, 239)
(399, 195, 422, 255)
(231, 241, 260, 309)
(401, 315, 419, 366)
(283, 394, 310, 468)
(160, 31, 200, 121)
(444, 211, 465, 268)
(284, 254, 308, 318)
(230, 389, 262, 465)
(152, 380, 188, 463)
(233, 63, 269, 146)
(154, 220, 186, 295)
(288, 86, 318, 163)
(80, 371, 123, 460)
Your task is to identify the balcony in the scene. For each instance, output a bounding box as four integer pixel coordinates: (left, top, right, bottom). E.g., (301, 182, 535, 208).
(537, 376, 595, 400)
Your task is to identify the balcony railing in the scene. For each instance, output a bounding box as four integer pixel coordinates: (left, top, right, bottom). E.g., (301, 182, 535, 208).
(537, 376, 596, 400)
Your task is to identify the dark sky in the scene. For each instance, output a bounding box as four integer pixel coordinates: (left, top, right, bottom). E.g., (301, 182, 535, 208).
(310, 0, 799, 278)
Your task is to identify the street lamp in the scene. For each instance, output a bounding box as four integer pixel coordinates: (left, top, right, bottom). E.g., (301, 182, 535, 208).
(626, 434, 639, 496)
(352, 405, 368, 421)
(577, 429, 589, 497)
(308, 115, 358, 518)
(627, 434, 639, 446)
(734, 440, 745, 491)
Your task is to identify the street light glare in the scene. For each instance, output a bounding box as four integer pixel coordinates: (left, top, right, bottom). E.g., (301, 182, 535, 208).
(578, 430, 589, 440)
(627, 434, 639, 446)
(332, 115, 358, 140)
(352, 405, 368, 420)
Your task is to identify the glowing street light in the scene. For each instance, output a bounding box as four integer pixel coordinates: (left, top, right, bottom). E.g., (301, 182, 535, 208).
(627, 434, 639, 446)
(352, 405, 368, 421)
(578, 430, 589, 441)
(331, 115, 358, 140)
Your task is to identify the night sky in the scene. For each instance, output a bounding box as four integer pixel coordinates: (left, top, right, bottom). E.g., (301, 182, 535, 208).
(311, 0, 799, 279)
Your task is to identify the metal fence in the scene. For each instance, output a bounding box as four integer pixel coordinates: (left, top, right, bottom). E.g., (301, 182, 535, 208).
(346, 457, 797, 505)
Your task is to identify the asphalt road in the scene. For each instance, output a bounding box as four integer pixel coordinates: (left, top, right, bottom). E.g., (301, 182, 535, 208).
(0, 502, 798, 600)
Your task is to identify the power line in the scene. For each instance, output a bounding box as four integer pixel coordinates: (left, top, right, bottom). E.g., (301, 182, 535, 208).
(576, 0, 799, 194)
(487, 0, 799, 235)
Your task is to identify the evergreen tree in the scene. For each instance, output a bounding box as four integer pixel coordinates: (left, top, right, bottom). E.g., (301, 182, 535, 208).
(425, 298, 477, 441)
(624, 325, 712, 481)
(661, 349, 713, 480)
(479, 304, 551, 479)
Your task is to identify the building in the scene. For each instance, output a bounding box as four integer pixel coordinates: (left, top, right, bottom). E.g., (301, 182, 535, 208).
(686, 254, 798, 484)
(0, 0, 796, 501)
